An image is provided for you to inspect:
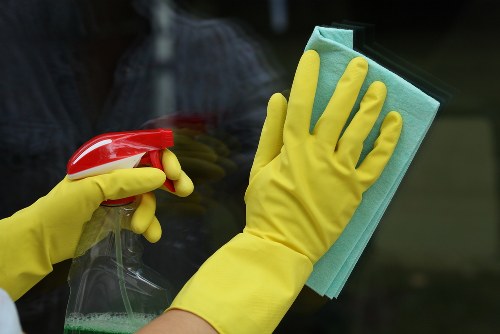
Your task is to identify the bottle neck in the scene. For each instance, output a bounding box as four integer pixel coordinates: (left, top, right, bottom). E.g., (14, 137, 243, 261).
(73, 202, 142, 260)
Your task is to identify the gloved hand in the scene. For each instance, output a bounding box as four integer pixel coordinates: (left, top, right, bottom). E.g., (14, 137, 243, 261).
(166, 50, 403, 333)
(0, 149, 193, 301)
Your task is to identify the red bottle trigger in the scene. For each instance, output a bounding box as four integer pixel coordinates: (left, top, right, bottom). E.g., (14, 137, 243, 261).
(67, 129, 176, 204)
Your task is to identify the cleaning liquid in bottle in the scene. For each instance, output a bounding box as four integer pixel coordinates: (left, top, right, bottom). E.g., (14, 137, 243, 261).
(63, 129, 176, 334)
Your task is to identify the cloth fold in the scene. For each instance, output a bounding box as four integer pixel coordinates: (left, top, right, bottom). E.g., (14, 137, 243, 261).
(304, 26, 440, 298)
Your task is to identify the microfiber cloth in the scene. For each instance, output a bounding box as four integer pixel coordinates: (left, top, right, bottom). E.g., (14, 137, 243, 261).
(304, 26, 440, 298)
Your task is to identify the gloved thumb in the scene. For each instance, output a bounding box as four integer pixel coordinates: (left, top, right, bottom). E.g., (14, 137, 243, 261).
(83, 168, 167, 202)
(250, 93, 287, 181)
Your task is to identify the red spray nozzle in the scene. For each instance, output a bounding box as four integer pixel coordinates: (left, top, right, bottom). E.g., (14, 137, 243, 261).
(67, 129, 175, 204)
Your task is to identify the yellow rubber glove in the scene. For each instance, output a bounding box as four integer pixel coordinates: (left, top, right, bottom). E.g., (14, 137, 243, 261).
(168, 50, 403, 334)
(0, 149, 193, 301)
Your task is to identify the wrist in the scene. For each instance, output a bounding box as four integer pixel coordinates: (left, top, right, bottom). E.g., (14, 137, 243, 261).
(169, 233, 313, 334)
(0, 208, 53, 300)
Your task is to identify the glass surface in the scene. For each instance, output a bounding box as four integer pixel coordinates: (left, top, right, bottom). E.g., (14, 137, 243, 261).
(2, 1, 498, 333)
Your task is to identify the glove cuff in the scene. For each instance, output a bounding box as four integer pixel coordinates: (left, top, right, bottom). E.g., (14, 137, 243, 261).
(168, 233, 313, 334)
(0, 208, 53, 301)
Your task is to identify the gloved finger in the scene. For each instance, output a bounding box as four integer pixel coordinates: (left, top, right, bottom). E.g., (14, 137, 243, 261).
(312, 57, 368, 146)
(88, 168, 166, 202)
(131, 192, 157, 234)
(161, 170, 194, 197)
(357, 111, 403, 187)
(336, 81, 387, 167)
(143, 216, 162, 243)
(250, 93, 287, 180)
(284, 50, 319, 146)
(162, 149, 182, 180)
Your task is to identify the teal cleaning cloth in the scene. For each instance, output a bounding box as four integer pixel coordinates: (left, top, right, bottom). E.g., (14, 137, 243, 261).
(304, 26, 440, 298)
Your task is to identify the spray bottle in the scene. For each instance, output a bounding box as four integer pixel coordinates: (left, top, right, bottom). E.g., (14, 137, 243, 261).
(63, 129, 176, 334)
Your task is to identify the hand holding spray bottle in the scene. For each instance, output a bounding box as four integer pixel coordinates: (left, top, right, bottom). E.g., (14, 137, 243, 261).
(64, 129, 177, 334)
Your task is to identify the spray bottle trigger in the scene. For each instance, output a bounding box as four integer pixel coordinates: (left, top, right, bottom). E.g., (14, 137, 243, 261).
(140, 150, 176, 192)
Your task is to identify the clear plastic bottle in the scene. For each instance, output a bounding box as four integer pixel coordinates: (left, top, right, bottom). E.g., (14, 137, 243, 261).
(64, 201, 173, 334)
